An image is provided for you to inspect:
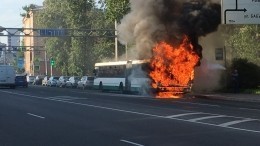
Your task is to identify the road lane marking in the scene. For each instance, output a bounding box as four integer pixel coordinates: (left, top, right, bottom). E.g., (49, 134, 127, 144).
(48, 96, 88, 101)
(166, 112, 203, 118)
(239, 108, 260, 112)
(188, 115, 226, 122)
(2, 90, 260, 134)
(218, 119, 256, 127)
(72, 90, 221, 107)
(27, 113, 45, 119)
(70, 90, 155, 100)
(120, 139, 144, 146)
(173, 101, 221, 107)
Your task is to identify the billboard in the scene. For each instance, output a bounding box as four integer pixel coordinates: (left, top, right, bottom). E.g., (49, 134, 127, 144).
(222, 0, 260, 24)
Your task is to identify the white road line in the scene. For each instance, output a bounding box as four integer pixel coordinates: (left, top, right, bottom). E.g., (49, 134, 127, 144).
(48, 96, 87, 101)
(70, 90, 155, 100)
(27, 113, 45, 119)
(239, 108, 260, 112)
(166, 112, 204, 118)
(219, 119, 255, 127)
(189, 115, 226, 122)
(120, 139, 144, 146)
(173, 101, 221, 107)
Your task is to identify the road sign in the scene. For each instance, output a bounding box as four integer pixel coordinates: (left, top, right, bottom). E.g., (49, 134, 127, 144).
(17, 58, 24, 69)
(38, 29, 65, 36)
(222, 0, 260, 24)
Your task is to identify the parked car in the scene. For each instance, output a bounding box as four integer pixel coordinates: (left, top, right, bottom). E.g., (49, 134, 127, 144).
(66, 76, 81, 88)
(56, 76, 70, 87)
(47, 76, 60, 87)
(77, 76, 94, 89)
(26, 75, 35, 84)
(33, 75, 45, 85)
(42, 76, 49, 86)
(15, 75, 28, 88)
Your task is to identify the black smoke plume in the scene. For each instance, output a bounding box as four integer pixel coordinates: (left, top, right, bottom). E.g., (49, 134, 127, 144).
(117, 0, 221, 61)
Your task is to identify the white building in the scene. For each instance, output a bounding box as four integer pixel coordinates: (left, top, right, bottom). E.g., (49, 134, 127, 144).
(7, 29, 20, 51)
(0, 42, 7, 64)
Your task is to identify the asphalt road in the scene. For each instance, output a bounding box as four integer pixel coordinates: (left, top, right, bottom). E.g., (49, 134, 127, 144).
(0, 85, 260, 146)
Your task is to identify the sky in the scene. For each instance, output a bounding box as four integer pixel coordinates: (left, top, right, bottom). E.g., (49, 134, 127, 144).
(0, 0, 44, 44)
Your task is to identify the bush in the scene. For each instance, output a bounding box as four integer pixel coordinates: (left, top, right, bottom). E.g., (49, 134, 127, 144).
(230, 58, 260, 89)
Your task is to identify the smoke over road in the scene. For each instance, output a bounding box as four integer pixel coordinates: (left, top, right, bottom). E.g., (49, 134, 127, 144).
(118, 0, 221, 60)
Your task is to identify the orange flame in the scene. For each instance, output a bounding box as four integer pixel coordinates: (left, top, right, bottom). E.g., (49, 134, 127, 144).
(149, 35, 200, 98)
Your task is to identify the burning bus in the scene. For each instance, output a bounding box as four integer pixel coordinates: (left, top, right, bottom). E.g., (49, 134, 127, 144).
(93, 58, 195, 97)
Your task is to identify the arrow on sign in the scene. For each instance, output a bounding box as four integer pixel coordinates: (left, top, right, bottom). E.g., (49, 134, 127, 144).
(224, 0, 247, 24)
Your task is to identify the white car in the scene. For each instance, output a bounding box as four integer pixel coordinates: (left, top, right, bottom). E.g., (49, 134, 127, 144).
(77, 76, 94, 89)
(47, 76, 59, 87)
(65, 76, 81, 88)
(26, 75, 35, 84)
(56, 76, 70, 87)
(42, 76, 49, 86)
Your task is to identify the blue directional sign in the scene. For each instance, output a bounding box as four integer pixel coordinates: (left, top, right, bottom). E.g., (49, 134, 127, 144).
(17, 58, 24, 69)
(38, 29, 65, 36)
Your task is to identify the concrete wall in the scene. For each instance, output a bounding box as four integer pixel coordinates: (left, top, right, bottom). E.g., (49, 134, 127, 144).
(193, 28, 228, 92)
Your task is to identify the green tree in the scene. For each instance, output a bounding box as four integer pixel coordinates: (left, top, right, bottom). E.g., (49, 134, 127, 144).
(20, 4, 38, 17)
(98, 0, 130, 22)
(97, 0, 130, 61)
(230, 58, 260, 89)
(226, 25, 260, 66)
(36, 0, 119, 75)
(37, 0, 71, 75)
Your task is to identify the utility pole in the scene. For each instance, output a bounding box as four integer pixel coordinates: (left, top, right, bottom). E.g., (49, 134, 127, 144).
(125, 43, 128, 60)
(45, 50, 48, 75)
(115, 20, 118, 61)
(50, 64, 53, 76)
(3, 47, 6, 65)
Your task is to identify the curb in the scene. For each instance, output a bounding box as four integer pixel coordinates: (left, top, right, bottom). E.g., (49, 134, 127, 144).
(189, 93, 260, 103)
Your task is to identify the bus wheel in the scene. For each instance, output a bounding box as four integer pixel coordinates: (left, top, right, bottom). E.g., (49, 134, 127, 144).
(140, 85, 148, 95)
(99, 81, 103, 90)
(119, 82, 123, 92)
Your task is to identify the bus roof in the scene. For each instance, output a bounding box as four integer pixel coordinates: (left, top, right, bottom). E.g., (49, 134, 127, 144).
(94, 60, 150, 67)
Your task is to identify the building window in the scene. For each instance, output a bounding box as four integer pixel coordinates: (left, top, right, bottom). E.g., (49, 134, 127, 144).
(34, 65, 40, 71)
(215, 48, 224, 60)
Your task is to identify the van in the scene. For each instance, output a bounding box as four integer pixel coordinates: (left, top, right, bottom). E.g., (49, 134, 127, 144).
(0, 65, 16, 89)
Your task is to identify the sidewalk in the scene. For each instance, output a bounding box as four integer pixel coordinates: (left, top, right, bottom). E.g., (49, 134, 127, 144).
(189, 92, 260, 103)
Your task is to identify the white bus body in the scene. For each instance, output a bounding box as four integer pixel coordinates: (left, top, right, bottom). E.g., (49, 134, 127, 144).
(93, 60, 150, 94)
(0, 65, 16, 88)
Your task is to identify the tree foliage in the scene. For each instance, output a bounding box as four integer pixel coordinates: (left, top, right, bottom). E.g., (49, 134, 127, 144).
(230, 58, 260, 89)
(98, 0, 130, 22)
(20, 4, 38, 17)
(36, 0, 115, 76)
(225, 25, 260, 66)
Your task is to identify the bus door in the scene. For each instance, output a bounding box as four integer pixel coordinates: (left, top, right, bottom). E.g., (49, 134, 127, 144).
(125, 60, 132, 92)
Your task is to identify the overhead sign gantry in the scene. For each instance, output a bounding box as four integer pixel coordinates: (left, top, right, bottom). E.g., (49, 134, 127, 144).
(222, 0, 260, 24)
(0, 27, 115, 37)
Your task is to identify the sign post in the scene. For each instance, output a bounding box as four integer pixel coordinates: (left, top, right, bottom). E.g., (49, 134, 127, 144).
(222, 0, 260, 24)
(50, 58, 55, 76)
